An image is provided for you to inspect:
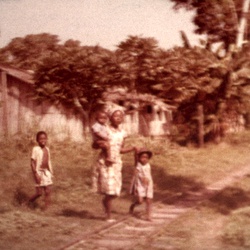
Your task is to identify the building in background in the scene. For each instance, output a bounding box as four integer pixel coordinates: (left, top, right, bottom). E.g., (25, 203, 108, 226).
(0, 64, 173, 141)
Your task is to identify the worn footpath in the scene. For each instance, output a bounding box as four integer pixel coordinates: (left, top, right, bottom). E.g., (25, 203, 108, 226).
(60, 164, 250, 250)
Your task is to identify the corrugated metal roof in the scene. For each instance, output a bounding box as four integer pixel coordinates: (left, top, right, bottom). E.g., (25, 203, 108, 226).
(0, 64, 34, 84)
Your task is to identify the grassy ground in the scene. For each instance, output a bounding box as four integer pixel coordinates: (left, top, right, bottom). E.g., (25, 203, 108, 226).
(1, 131, 250, 249)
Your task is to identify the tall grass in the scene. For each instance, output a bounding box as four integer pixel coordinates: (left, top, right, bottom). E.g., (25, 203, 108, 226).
(2, 130, 250, 210)
(1, 130, 250, 249)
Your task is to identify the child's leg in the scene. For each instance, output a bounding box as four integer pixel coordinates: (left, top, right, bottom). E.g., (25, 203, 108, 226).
(29, 187, 43, 203)
(44, 185, 52, 209)
(96, 140, 113, 162)
(102, 194, 115, 220)
(145, 198, 152, 221)
(129, 196, 143, 214)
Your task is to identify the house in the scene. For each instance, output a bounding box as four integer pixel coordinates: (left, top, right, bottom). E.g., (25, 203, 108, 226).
(0, 64, 84, 141)
(102, 88, 174, 137)
(0, 64, 173, 141)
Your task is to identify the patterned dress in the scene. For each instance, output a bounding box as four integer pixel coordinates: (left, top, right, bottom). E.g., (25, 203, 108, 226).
(130, 162, 153, 199)
(93, 126, 127, 196)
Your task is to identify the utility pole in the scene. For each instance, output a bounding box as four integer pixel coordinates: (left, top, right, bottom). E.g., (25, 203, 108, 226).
(236, 0, 250, 49)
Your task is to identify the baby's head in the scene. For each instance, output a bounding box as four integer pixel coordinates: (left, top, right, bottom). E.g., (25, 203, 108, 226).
(36, 131, 48, 147)
(96, 111, 108, 125)
(137, 148, 152, 165)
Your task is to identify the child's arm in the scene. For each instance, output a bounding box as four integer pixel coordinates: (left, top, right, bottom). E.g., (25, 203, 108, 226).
(120, 141, 136, 154)
(93, 131, 109, 141)
(31, 159, 41, 184)
(134, 147, 139, 165)
(47, 148, 53, 175)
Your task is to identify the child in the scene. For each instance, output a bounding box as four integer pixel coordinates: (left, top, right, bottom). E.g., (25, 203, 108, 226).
(28, 131, 53, 210)
(129, 148, 153, 221)
(91, 111, 113, 163)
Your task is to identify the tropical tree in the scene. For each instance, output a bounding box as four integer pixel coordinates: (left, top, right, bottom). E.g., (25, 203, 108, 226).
(152, 45, 224, 145)
(167, 0, 250, 145)
(115, 36, 165, 93)
(0, 33, 61, 70)
(170, 0, 245, 51)
(33, 41, 114, 133)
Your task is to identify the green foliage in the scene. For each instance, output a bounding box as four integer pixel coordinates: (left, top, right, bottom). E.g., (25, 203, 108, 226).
(151, 46, 225, 143)
(153, 46, 221, 104)
(170, 0, 242, 49)
(116, 36, 166, 92)
(0, 33, 60, 70)
(1, 27, 250, 145)
(34, 43, 114, 121)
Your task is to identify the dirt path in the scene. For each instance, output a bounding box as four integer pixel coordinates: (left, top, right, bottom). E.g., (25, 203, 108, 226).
(60, 164, 250, 250)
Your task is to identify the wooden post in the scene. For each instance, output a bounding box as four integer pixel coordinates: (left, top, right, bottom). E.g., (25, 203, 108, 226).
(236, 0, 250, 49)
(1, 70, 8, 136)
(197, 104, 204, 147)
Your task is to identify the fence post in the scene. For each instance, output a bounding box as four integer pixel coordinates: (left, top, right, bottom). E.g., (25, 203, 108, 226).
(0, 70, 8, 136)
(197, 104, 204, 147)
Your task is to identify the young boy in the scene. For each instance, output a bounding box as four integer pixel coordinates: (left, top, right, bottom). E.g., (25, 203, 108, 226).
(129, 148, 153, 221)
(91, 111, 113, 163)
(28, 131, 53, 210)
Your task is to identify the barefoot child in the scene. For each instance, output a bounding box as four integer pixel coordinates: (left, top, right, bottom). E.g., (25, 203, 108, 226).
(91, 111, 113, 163)
(28, 131, 53, 210)
(129, 148, 153, 221)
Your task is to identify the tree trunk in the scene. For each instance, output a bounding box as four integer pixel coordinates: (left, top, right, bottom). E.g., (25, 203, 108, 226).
(72, 96, 89, 138)
(180, 31, 192, 49)
(197, 104, 204, 147)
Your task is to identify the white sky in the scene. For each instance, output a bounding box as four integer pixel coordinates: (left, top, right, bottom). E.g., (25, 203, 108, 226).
(0, 0, 203, 50)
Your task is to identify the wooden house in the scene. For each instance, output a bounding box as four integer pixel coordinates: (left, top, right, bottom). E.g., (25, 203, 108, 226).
(102, 88, 174, 137)
(0, 64, 84, 141)
(0, 65, 173, 141)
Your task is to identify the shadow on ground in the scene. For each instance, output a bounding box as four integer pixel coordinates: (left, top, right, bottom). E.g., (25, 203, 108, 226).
(202, 186, 250, 214)
(58, 209, 104, 220)
(122, 163, 206, 205)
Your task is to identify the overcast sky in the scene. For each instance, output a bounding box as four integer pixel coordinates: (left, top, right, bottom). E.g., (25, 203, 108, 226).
(0, 0, 203, 50)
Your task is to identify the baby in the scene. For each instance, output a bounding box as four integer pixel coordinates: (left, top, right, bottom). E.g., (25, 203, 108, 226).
(91, 111, 113, 163)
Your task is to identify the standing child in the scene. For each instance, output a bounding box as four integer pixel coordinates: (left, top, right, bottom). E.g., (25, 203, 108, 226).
(91, 111, 113, 163)
(129, 148, 153, 221)
(28, 131, 53, 210)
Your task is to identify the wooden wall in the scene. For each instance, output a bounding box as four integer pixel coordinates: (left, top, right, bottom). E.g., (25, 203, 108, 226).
(0, 69, 172, 141)
(0, 70, 84, 141)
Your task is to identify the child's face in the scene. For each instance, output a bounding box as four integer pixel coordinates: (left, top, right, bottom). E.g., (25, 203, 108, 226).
(37, 134, 47, 147)
(138, 153, 150, 165)
(97, 113, 108, 125)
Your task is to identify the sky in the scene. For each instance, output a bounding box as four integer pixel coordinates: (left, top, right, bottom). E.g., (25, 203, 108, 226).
(0, 0, 203, 50)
